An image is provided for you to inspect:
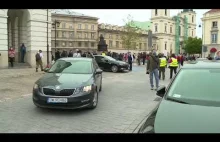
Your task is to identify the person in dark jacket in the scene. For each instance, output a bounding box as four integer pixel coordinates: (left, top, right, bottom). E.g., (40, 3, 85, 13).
(55, 49, 61, 61)
(147, 51, 160, 90)
(68, 50, 73, 57)
(128, 52, 133, 71)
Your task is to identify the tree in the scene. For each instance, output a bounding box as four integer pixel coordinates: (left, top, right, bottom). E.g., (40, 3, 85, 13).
(120, 15, 142, 51)
(183, 37, 202, 54)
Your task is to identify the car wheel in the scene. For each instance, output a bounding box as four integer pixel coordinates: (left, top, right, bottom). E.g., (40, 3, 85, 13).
(111, 65, 118, 73)
(88, 89, 98, 109)
(99, 77, 102, 92)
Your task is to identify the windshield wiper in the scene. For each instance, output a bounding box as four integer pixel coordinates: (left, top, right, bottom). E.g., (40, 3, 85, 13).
(166, 97, 189, 104)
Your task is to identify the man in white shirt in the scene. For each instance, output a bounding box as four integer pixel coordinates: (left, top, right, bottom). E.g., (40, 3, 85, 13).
(73, 49, 81, 57)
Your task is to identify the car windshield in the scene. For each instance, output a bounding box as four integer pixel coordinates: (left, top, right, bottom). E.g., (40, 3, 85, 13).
(166, 69, 220, 106)
(48, 60, 92, 74)
(104, 56, 116, 61)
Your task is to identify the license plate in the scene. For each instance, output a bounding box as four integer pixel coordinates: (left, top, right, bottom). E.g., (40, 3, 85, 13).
(47, 98, 68, 103)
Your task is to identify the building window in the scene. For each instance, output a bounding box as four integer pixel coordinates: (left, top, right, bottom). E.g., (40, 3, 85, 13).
(109, 40, 113, 47)
(165, 25, 167, 33)
(78, 24, 81, 29)
(179, 26, 181, 36)
(192, 30, 193, 37)
(116, 41, 119, 48)
(139, 43, 142, 49)
(170, 43, 172, 50)
(165, 43, 167, 50)
(212, 21, 218, 28)
(211, 33, 217, 43)
(91, 33, 95, 39)
(170, 26, 172, 33)
(155, 25, 158, 32)
(91, 25, 95, 30)
(62, 42, 66, 47)
(85, 24, 88, 29)
(69, 32, 74, 38)
(192, 16, 194, 23)
(69, 42, 73, 47)
(62, 32, 66, 38)
(62, 23, 66, 28)
(165, 9, 167, 16)
(78, 33, 82, 38)
(116, 35, 119, 39)
(69, 24, 73, 29)
(109, 34, 112, 39)
(91, 42, 95, 47)
(85, 33, 88, 38)
(85, 42, 88, 47)
(155, 9, 157, 16)
(78, 42, 81, 47)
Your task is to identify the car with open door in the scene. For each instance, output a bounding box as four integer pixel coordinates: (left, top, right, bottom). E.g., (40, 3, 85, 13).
(33, 57, 102, 110)
(94, 55, 129, 73)
(138, 60, 220, 133)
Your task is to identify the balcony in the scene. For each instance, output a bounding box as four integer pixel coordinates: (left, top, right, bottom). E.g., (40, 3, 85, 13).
(211, 26, 218, 32)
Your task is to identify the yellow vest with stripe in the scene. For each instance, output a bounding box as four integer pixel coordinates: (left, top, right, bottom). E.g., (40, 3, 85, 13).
(160, 57, 167, 67)
(102, 53, 106, 56)
(170, 58, 178, 67)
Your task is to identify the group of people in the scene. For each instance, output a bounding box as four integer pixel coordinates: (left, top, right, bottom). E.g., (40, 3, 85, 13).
(146, 51, 185, 90)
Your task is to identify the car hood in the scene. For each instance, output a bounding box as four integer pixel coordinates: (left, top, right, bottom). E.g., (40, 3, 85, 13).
(154, 100, 220, 133)
(111, 60, 127, 65)
(36, 73, 93, 88)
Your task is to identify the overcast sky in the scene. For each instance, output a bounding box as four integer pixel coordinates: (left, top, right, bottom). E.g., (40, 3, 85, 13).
(73, 9, 210, 38)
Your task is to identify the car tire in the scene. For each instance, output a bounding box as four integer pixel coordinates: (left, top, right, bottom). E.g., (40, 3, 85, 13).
(88, 89, 98, 109)
(111, 65, 118, 73)
(99, 77, 102, 92)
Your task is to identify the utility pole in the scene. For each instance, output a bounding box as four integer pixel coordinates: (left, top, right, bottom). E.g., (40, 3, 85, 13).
(46, 9, 49, 67)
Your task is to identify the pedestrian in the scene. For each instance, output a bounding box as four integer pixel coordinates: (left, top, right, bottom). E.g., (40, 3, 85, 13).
(146, 51, 160, 90)
(215, 51, 220, 60)
(142, 52, 146, 65)
(55, 49, 61, 61)
(73, 49, 81, 57)
(8, 47, 15, 67)
(159, 53, 167, 80)
(168, 54, 178, 79)
(20, 43, 26, 63)
(137, 53, 141, 65)
(68, 50, 73, 57)
(128, 52, 133, 71)
(35, 50, 43, 72)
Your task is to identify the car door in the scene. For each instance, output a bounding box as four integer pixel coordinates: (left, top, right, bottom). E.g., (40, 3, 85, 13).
(92, 59, 101, 90)
(94, 56, 106, 70)
(101, 57, 112, 70)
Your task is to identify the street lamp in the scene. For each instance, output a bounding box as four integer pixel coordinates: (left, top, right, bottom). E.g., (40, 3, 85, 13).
(199, 23, 203, 57)
(52, 20, 60, 53)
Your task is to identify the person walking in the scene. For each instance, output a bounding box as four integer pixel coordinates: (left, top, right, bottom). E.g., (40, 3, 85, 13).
(128, 52, 133, 71)
(35, 50, 43, 72)
(147, 51, 160, 90)
(159, 53, 167, 80)
(20, 43, 26, 63)
(168, 54, 178, 79)
(8, 47, 15, 67)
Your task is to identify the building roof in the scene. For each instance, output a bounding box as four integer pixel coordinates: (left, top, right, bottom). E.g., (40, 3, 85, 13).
(205, 9, 220, 14)
(51, 9, 98, 19)
(130, 21, 152, 31)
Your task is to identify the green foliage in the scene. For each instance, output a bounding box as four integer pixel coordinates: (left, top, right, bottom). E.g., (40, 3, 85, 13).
(121, 15, 141, 50)
(183, 37, 202, 54)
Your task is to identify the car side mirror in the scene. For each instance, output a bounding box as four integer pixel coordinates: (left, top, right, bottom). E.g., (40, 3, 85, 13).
(156, 85, 166, 98)
(95, 68, 103, 74)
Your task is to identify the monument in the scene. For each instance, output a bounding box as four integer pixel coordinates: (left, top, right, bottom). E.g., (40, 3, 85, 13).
(97, 34, 108, 52)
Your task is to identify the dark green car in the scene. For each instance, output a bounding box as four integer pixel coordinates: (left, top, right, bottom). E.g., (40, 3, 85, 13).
(139, 60, 220, 133)
(33, 57, 103, 110)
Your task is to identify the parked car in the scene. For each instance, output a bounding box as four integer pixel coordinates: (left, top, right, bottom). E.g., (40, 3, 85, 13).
(94, 55, 129, 73)
(33, 57, 102, 110)
(138, 60, 220, 133)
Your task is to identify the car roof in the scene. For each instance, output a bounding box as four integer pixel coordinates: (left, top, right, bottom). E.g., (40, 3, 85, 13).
(182, 60, 220, 69)
(94, 55, 105, 57)
(58, 57, 93, 61)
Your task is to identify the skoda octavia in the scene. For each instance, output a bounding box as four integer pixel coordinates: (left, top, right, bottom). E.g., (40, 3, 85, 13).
(33, 58, 102, 109)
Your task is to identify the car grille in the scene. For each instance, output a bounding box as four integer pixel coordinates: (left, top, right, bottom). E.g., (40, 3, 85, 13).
(43, 88, 75, 96)
(60, 89, 75, 96)
(43, 88, 56, 95)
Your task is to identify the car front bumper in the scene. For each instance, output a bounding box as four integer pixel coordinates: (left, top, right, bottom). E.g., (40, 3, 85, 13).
(32, 89, 95, 109)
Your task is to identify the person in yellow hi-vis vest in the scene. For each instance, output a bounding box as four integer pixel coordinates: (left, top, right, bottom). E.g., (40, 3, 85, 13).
(159, 53, 167, 80)
(101, 52, 106, 56)
(168, 53, 178, 79)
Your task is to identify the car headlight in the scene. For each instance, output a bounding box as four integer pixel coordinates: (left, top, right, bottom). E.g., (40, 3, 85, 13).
(33, 84, 38, 89)
(83, 85, 92, 92)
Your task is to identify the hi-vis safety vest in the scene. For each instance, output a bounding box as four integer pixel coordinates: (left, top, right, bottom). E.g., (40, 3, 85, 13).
(160, 57, 167, 67)
(170, 58, 178, 67)
(102, 53, 106, 56)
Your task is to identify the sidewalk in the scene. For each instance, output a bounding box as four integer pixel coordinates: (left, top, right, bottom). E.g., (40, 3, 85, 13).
(0, 68, 44, 79)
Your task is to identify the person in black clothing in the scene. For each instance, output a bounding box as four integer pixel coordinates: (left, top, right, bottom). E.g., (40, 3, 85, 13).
(68, 50, 73, 57)
(55, 49, 61, 61)
(137, 53, 141, 65)
(128, 52, 133, 71)
(142, 52, 146, 65)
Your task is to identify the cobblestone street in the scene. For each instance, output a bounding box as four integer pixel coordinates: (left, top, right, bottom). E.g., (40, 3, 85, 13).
(0, 65, 172, 133)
